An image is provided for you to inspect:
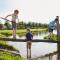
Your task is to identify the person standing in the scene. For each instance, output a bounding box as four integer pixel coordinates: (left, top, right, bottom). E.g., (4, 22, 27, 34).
(5, 10, 19, 38)
(26, 28, 33, 60)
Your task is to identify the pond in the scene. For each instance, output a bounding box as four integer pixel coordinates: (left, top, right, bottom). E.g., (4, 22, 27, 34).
(8, 32, 57, 59)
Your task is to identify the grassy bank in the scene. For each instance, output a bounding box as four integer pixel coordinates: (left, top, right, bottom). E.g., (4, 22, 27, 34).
(0, 36, 24, 60)
(0, 33, 18, 51)
(44, 34, 57, 40)
(0, 41, 19, 52)
(0, 28, 48, 36)
(0, 51, 23, 60)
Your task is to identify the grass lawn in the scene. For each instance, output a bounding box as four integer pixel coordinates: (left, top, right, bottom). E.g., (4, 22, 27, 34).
(0, 28, 48, 36)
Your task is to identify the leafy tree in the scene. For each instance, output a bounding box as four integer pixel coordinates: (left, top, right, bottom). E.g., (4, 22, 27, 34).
(4, 21, 12, 29)
(16, 21, 48, 29)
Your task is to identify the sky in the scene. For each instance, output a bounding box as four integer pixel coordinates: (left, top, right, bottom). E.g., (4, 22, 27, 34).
(0, 0, 60, 24)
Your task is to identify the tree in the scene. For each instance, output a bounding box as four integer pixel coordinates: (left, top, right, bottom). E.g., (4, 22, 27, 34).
(0, 22, 3, 29)
(0, 24, 3, 29)
(4, 21, 12, 29)
(16, 21, 48, 29)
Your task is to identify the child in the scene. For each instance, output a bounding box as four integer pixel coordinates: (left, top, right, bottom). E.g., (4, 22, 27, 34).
(26, 28, 33, 60)
(48, 16, 58, 39)
(5, 10, 19, 38)
(26, 28, 33, 49)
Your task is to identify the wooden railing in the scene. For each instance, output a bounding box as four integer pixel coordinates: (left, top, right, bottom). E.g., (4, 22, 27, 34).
(0, 37, 59, 43)
(32, 51, 57, 60)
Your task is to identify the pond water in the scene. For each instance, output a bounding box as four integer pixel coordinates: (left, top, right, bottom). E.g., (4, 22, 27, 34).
(8, 31, 57, 59)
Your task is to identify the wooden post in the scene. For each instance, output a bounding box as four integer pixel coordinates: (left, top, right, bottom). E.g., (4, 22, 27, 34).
(49, 54, 53, 60)
(27, 42, 31, 60)
(56, 16, 60, 60)
(27, 43, 28, 60)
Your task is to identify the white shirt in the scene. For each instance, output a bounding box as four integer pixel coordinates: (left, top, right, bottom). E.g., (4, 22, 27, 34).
(11, 14, 18, 22)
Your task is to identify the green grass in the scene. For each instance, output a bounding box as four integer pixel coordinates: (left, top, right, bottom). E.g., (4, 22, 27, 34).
(44, 34, 57, 40)
(0, 34, 5, 37)
(0, 28, 48, 36)
(0, 51, 24, 60)
(0, 41, 19, 52)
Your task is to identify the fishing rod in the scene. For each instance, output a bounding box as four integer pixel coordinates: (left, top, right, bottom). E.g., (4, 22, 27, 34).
(0, 17, 16, 23)
(0, 17, 20, 29)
